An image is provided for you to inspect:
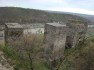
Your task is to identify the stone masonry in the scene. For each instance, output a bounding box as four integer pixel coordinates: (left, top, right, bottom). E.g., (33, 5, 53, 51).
(65, 20, 88, 48)
(5, 23, 23, 44)
(44, 21, 87, 70)
(0, 23, 23, 46)
(0, 24, 5, 46)
(44, 23, 68, 70)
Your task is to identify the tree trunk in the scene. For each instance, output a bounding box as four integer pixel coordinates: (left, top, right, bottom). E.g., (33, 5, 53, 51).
(28, 53, 33, 70)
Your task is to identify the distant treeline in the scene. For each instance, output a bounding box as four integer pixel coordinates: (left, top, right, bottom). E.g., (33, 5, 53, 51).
(0, 7, 88, 24)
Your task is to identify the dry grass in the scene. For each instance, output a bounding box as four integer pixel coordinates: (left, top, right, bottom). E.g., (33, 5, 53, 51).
(3, 33, 48, 70)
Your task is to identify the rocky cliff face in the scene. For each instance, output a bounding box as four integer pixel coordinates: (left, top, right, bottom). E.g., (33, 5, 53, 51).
(0, 51, 13, 70)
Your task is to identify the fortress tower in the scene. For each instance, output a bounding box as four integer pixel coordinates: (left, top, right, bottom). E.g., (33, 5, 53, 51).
(44, 21, 88, 70)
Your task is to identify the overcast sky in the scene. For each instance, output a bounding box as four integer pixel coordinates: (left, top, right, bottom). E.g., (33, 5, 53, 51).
(0, 0, 94, 15)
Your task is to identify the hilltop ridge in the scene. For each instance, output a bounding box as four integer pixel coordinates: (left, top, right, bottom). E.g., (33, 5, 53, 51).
(0, 7, 89, 24)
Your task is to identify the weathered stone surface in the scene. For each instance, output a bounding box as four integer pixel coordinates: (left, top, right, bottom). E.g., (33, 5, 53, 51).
(44, 21, 88, 70)
(0, 24, 5, 46)
(0, 51, 14, 70)
(5, 23, 23, 44)
(0, 23, 24, 46)
(66, 20, 88, 48)
(44, 23, 68, 69)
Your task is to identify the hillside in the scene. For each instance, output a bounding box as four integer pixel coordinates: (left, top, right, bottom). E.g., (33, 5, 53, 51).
(76, 14, 94, 25)
(0, 7, 88, 24)
(46, 10, 94, 25)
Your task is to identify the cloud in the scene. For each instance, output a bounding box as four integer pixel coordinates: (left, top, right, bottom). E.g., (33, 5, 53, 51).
(47, 7, 94, 15)
(30, 0, 94, 15)
(32, 0, 63, 3)
(0, 0, 94, 15)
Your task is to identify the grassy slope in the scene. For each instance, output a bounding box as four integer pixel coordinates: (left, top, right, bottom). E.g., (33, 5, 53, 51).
(60, 38, 94, 70)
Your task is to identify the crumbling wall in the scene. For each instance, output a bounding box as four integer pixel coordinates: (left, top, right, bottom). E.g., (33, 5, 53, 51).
(66, 21, 88, 48)
(0, 30, 5, 46)
(44, 23, 68, 70)
(44, 22, 88, 70)
(0, 25, 5, 46)
(5, 24, 23, 45)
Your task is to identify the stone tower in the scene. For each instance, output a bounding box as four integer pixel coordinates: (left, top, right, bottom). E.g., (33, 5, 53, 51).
(44, 23, 68, 70)
(5, 23, 23, 44)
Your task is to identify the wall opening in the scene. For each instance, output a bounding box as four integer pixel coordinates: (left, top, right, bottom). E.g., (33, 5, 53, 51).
(65, 36, 72, 49)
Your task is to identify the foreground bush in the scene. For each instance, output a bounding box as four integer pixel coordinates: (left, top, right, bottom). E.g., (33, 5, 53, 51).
(0, 33, 49, 70)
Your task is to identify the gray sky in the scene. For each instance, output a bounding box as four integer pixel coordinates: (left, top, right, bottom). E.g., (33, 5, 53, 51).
(0, 0, 94, 15)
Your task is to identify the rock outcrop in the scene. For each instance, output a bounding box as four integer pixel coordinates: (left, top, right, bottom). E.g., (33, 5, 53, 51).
(0, 51, 14, 70)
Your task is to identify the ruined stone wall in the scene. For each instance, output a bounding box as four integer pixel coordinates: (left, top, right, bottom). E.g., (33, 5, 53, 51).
(5, 26, 23, 45)
(0, 25, 5, 46)
(0, 30, 5, 46)
(66, 21, 88, 48)
(44, 23, 68, 69)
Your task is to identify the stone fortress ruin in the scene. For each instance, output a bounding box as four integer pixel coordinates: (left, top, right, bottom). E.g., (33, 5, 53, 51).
(44, 20, 88, 70)
(0, 21, 88, 70)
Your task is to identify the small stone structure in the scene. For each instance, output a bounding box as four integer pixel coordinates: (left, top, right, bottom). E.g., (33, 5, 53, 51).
(0, 23, 23, 46)
(5, 23, 23, 44)
(44, 21, 87, 70)
(0, 24, 5, 46)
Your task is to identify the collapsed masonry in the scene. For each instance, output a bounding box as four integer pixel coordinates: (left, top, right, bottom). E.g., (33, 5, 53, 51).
(44, 21, 88, 70)
(0, 51, 14, 70)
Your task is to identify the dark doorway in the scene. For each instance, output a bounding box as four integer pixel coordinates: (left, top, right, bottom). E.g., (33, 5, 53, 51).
(65, 36, 72, 49)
